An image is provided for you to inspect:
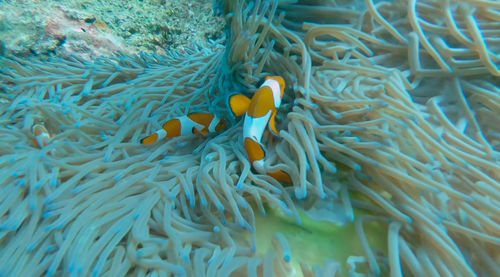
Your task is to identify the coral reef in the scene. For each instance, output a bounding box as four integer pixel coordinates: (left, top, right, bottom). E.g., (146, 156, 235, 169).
(1, 0, 500, 276)
(0, 0, 224, 59)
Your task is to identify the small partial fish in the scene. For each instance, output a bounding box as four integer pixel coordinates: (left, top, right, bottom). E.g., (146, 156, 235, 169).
(31, 124, 51, 148)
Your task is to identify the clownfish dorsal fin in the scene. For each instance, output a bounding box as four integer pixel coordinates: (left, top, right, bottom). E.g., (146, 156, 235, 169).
(267, 109, 279, 136)
(229, 94, 251, 117)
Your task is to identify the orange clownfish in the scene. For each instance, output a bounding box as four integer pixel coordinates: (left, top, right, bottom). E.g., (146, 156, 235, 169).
(229, 76, 292, 183)
(31, 124, 51, 149)
(140, 112, 227, 145)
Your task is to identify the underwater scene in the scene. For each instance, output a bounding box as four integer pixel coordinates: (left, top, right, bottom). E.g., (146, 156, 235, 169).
(1, 0, 499, 276)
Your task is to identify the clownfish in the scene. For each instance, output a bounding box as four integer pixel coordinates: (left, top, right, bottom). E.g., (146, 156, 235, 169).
(31, 124, 51, 149)
(229, 76, 292, 183)
(140, 112, 227, 145)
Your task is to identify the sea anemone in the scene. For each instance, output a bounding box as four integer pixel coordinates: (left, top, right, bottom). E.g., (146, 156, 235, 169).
(1, 0, 499, 276)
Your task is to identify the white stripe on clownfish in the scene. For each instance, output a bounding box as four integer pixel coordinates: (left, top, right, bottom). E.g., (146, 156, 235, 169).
(140, 112, 227, 145)
(229, 76, 292, 183)
(208, 116, 222, 133)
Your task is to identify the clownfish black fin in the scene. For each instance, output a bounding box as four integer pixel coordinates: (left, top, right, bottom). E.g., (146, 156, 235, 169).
(268, 110, 279, 136)
(193, 127, 208, 136)
(229, 94, 251, 117)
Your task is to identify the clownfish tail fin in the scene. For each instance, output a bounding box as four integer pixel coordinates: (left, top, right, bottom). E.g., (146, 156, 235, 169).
(140, 133, 159, 145)
(140, 127, 168, 145)
(244, 137, 292, 183)
(267, 169, 292, 184)
(229, 94, 251, 117)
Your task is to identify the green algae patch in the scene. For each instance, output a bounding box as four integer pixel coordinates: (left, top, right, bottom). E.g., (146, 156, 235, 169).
(253, 205, 388, 276)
